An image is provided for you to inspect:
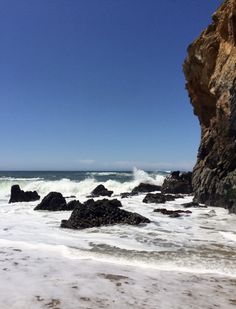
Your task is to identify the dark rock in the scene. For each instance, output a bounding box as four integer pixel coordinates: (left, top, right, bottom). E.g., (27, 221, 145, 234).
(154, 208, 192, 216)
(169, 212, 182, 218)
(143, 193, 184, 204)
(143, 193, 166, 204)
(34, 192, 69, 211)
(166, 194, 184, 200)
(180, 172, 192, 184)
(171, 171, 180, 179)
(66, 200, 83, 210)
(65, 195, 76, 199)
(90, 184, 113, 197)
(164, 194, 184, 201)
(182, 202, 207, 208)
(121, 183, 162, 199)
(227, 189, 236, 214)
(61, 198, 150, 229)
(9, 185, 40, 203)
(161, 171, 193, 194)
(131, 183, 162, 195)
(84, 198, 122, 208)
(120, 192, 132, 199)
(183, 0, 236, 213)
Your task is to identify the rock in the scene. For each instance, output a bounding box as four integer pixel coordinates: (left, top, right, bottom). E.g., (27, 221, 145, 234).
(182, 201, 207, 208)
(60, 198, 150, 229)
(9, 185, 40, 203)
(170, 171, 180, 179)
(143, 193, 184, 204)
(120, 192, 132, 199)
(66, 200, 82, 210)
(175, 194, 184, 199)
(161, 171, 193, 194)
(153, 208, 192, 217)
(90, 184, 113, 197)
(120, 183, 162, 198)
(131, 183, 162, 195)
(165, 194, 184, 200)
(84, 198, 123, 208)
(34, 192, 69, 211)
(143, 193, 166, 204)
(169, 212, 182, 218)
(183, 0, 236, 213)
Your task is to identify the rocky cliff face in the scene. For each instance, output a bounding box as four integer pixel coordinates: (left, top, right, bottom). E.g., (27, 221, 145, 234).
(183, 0, 236, 213)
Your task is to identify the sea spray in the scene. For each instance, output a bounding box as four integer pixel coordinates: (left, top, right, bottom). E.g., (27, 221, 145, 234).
(0, 169, 166, 199)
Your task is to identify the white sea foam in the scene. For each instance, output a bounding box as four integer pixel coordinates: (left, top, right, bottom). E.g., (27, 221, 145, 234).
(0, 173, 236, 308)
(0, 191, 236, 277)
(0, 168, 165, 199)
(133, 167, 165, 184)
(220, 231, 236, 243)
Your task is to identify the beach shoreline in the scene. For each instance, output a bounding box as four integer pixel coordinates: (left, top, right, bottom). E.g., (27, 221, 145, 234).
(1, 243, 236, 309)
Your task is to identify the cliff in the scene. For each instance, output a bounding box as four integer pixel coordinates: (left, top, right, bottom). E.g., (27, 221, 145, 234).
(183, 0, 236, 213)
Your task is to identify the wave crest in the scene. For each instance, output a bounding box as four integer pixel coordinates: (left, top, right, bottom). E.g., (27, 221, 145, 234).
(0, 169, 165, 199)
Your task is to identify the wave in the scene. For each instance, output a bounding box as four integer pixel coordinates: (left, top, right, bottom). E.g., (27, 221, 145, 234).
(133, 167, 165, 184)
(0, 168, 165, 199)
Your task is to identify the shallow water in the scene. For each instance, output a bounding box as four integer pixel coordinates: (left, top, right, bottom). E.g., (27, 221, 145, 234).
(0, 169, 236, 277)
(1, 170, 236, 308)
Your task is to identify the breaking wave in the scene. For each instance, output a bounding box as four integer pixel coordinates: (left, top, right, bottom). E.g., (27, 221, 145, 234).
(0, 168, 165, 199)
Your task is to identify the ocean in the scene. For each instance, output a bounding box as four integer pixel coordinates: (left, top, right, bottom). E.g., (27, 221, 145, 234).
(0, 168, 236, 308)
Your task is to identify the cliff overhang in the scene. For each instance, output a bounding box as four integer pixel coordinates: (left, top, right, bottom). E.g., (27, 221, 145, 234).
(183, 0, 236, 213)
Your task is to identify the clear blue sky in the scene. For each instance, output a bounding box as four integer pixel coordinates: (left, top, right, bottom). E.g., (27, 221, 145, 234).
(0, 0, 222, 171)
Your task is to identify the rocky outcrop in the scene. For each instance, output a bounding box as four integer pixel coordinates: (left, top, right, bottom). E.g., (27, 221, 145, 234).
(131, 183, 161, 195)
(143, 193, 166, 204)
(183, 0, 236, 212)
(66, 200, 82, 210)
(9, 185, 40, 203)
(34, 192, 79, 211)
(161, 171, 192, 194)
(61, 198, 150, 229)
(120, 183, 161, 198)
(90, 184, 113, 197)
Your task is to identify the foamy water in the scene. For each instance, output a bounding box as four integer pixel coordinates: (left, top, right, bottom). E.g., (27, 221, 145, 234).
(0, 168, 165, 199)
(1, 169, 236, 308)
(0, 169, 236, 275)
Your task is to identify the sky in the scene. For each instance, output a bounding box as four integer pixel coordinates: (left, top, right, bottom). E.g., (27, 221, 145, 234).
(0, 0, 223, 171)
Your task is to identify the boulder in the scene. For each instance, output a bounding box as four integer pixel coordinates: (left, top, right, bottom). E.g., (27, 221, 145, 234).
(61, 198, 150, 229)
(183, 0, 236, 212)
(161, 171, 193, 194)
(66, 200, 83, 210)
(143, 193, 166, 204)
(34, 192, 70, 211)
(131, 183, 162, 195)
(90, 184, 113, 197)
(9, 185, 40, 203)
(143, 193, 183, 204)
